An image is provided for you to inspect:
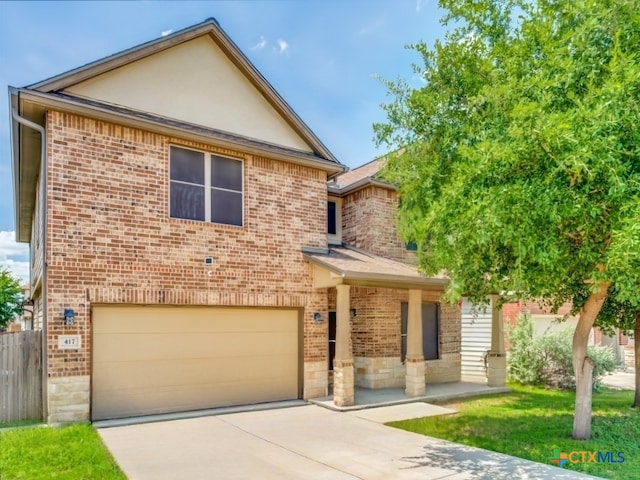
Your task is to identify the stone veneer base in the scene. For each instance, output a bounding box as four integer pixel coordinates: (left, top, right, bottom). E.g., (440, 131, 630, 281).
(303, 360, 329, 399)
(47, 375, 90, 423)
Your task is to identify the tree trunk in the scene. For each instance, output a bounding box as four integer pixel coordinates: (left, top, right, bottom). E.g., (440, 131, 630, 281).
(572, 282, 609, 440)
(634, 313, 640, 408)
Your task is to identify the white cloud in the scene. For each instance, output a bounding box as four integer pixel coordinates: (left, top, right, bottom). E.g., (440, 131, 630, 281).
(0, 231, 29, 283)
(251, 35, 267, 50)
(161, 29, 173, 37)
(276, 38, 289, 54)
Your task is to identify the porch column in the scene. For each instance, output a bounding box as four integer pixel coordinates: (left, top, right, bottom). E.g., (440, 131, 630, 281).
(333, 284, 354, 407)
(405, 288, 426, 397)
(487, 295, 507, 387)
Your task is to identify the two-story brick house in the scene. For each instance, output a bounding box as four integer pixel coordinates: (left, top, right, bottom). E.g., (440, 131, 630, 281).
(10, 19, 504, 423)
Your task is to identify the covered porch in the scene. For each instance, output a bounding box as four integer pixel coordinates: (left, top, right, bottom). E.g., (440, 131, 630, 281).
(303, 245, 507, 408)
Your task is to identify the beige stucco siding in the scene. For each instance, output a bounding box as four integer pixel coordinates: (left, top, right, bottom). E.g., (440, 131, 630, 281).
(65, 36, 312, 152)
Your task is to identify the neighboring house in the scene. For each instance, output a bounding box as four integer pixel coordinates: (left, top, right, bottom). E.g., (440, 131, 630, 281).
(14, 284, 33, 331)
(9, 19, 507, 423)
(503, 301, 634, 370)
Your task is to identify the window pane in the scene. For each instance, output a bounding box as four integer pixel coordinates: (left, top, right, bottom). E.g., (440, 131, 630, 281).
(211, 155, 242, 191)
(400, 303, 408, 334)
(423, 304, 439, 361)
(170, 146, 205, 184)
(401, 303, 408, 361)
(327, 201, 337, 234)
(170, 182, 205, 221)
(211, 189, 243, 226)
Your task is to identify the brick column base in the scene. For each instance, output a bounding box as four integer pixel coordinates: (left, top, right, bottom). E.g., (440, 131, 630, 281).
(486, 353, 507, 387)
(333, 359, 355, 407)
(405, 357, 426, 397)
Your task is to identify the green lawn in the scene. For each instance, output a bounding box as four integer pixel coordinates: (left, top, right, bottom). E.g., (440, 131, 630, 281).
(389, 384, 640, 479)
(0, 423, 126, 480)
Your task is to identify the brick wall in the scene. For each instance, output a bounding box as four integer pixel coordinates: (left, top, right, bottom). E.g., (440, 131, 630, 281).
(342, 186, 409, 262)
(44, 110, 329, 382)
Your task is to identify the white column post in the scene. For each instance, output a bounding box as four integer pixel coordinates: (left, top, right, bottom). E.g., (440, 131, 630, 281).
(487, 294, 507, 387)
(333, 284, 354, 406)
(405, 289, 426, 396)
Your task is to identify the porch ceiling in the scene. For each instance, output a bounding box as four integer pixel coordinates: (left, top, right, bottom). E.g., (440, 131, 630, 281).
(302, 245, 448, 290)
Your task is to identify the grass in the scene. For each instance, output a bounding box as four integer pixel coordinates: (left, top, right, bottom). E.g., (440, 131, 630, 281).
(0, 419, 42, 429)
(388, 384, 640, 479)
(0, 423, 126, 480)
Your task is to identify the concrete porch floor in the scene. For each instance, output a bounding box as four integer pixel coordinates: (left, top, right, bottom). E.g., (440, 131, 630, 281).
(309, 380, 511, 411)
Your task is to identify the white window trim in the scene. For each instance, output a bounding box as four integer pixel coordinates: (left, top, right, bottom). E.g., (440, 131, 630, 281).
(169, 145, 244, 227)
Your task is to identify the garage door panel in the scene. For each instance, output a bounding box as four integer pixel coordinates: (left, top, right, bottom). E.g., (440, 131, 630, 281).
(95, 354, 297, 388)
(95, 331, 298, 362)
(92, 306, 300, 420)
(94, 377, 296, 420)
(94, 307, 296, 334)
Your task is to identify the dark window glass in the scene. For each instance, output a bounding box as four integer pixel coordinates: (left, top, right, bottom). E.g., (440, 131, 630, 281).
(327, 201, 337, 235)
(406, 241, 418, 251)
(328, 311, 336, 371)
(211, 189, 243, 226)
(401, 302, 439, 361)
(170, 183, 205, 221)
(170, 146, 205, 184)
(401, 313, 408, 361)
(211, 155, 242, 191)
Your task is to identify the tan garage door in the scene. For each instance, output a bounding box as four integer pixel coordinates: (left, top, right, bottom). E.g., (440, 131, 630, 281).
(92, 306, 300, 421)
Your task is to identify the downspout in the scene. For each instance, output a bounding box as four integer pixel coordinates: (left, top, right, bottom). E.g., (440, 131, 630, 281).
(12, 107, 48, 422)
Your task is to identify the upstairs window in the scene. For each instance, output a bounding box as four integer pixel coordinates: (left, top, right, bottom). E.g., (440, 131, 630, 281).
(327, 201, 337, 235)
(327, 197, 342, 245)
(170, 145, 243, 226)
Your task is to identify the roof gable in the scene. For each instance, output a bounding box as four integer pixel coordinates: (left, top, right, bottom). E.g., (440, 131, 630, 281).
(62, 35, 311, 152)
(30, 18, 338, 163)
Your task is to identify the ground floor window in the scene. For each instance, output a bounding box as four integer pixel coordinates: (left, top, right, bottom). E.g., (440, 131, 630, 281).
(401, 302, 439, 361)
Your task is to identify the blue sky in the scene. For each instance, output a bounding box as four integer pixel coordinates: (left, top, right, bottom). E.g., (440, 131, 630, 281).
(0, 0, 446, 281)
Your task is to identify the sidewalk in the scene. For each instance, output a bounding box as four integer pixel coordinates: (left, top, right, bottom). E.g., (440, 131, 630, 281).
(600, 370, 635, 390)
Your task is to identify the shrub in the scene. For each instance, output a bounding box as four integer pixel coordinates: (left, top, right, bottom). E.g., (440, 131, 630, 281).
(506, 314, 619, 390)
(505, 314, 544, 385)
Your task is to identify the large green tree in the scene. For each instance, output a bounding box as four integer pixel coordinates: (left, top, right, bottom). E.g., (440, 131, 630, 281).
(375, 0, 640, 439)
(0, 267, 23, 329)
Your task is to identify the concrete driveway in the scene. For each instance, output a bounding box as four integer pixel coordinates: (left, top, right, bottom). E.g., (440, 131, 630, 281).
(98, 404, 601, 480)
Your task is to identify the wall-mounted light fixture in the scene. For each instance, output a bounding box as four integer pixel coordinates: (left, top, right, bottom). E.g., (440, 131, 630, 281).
(350, 308, 357, 318)
(63, 308, 75, 326)
(21, 298, 34, 316)
(313, 312, 323, 323)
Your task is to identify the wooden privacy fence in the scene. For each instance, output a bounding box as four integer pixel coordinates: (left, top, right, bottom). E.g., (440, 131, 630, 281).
(0, 330, 43, 423)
